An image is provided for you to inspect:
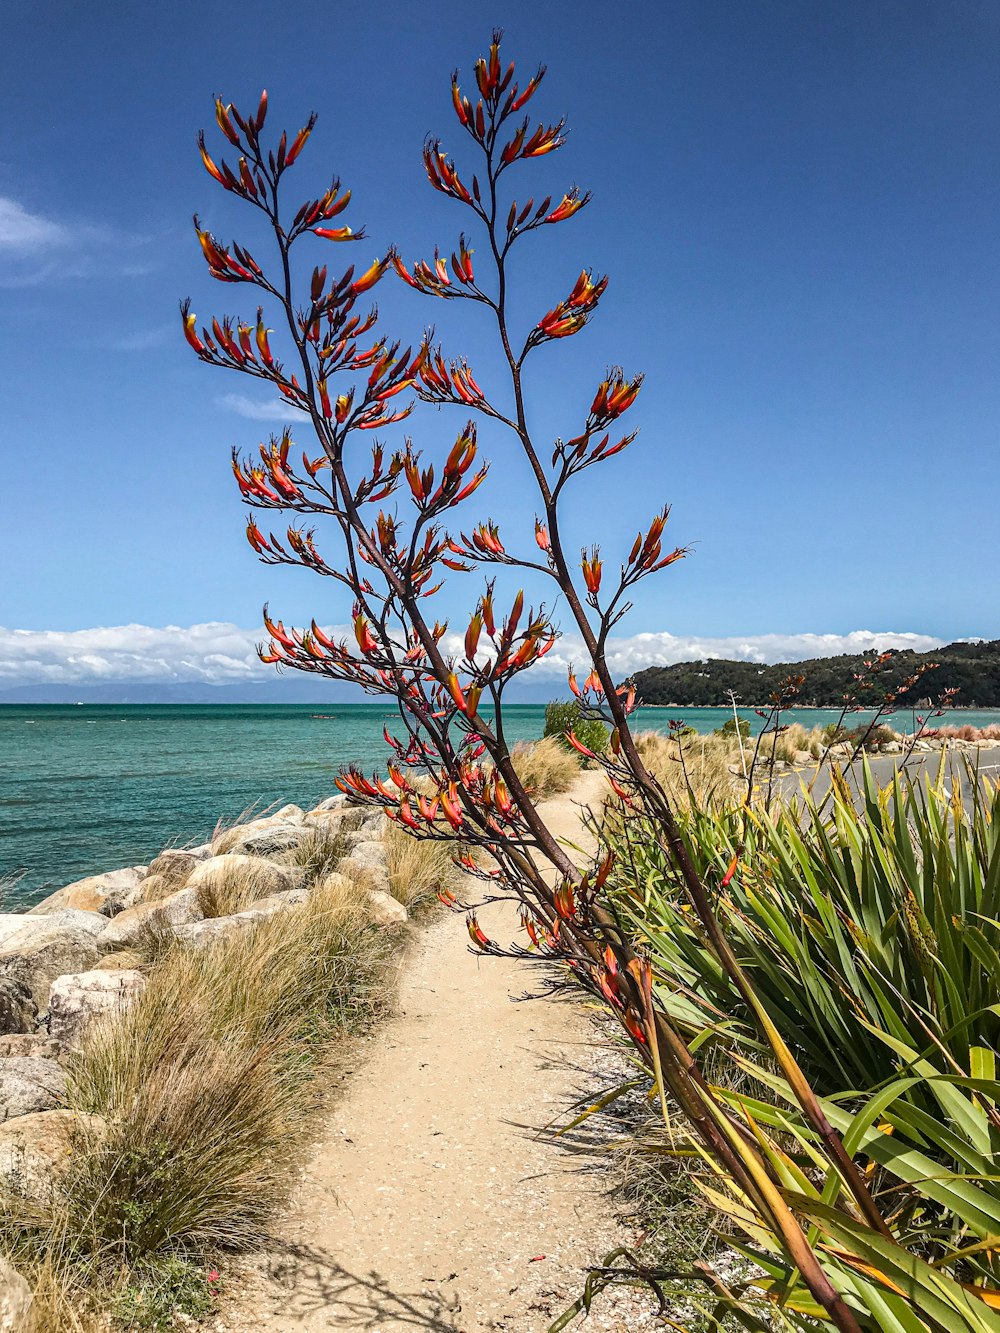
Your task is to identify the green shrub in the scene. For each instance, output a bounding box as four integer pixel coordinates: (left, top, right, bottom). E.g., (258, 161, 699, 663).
(715, 716, 750, 742)
(543, 699, 609, 756)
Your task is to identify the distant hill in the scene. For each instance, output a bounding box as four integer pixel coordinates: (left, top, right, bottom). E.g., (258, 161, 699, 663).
(631, 639, 1000, 709)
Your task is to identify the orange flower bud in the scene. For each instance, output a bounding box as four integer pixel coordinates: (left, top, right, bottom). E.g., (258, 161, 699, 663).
(198, 135, 230, 188)
(215, 100, 241, 146)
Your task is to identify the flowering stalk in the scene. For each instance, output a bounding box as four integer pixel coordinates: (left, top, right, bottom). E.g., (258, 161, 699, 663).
(178, 36, 975, 1330)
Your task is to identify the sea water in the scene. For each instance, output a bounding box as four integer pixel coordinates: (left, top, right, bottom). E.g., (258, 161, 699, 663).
(3, 702, 999, 908)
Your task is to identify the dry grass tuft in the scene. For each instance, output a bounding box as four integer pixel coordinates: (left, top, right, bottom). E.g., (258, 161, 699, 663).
(273, 823, 350, 882)
(2, 1251, 105, 1333)
(209, 802, 277, 854)
(509, 735, 581, 800)
(632, 730, 739, 809)
(139, 859, 195, 905)
(3, 873, 389, 1309)
(193, 858, 294, 919)
(385, 824, 459, 909)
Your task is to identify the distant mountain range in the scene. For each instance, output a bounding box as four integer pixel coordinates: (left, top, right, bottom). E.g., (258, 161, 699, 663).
(631, 639, 1000, 709)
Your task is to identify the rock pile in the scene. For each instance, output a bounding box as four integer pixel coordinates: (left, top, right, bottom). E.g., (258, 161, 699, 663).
(0, 791, 403, 1304)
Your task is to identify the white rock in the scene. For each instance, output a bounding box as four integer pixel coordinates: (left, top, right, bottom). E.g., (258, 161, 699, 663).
(0, 1057, 66, 1122)
(223, 821, 314, 858)
(242, 889, 310, 917)
(341, 841, 389, 880)
(173, 910, 270, 948)
(47, 970, 147, 1052)
(187, 855, 305, 896)
(0, 1255, 34, 1332)
(0, 910, 106, 950)
(366, 889, 408, 929)
(99, 887, 204, 950)
(0, 1109, 106, 1205)
(0, 931, 102, 1010)
(359, 809, 390, 837)
(27, 866, 145, 916)
(312, 794, 348, 813)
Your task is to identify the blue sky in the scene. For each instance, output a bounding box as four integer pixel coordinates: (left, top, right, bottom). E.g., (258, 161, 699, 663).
(1, 1, 997, 687)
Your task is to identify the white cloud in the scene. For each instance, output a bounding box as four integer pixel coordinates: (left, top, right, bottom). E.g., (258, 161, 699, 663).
(0, 197, 69, 251)
(219, 393, 302, 422)
(0, 195, 157, 287)
(0, 624, 270, 685)
(0, 623, 949, 688)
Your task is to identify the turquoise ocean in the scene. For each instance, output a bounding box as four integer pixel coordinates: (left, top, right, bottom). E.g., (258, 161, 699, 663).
(4, 702, 1000, 909)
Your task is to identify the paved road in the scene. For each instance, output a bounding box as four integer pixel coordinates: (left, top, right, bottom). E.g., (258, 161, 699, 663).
(782, 745, 1000, 804)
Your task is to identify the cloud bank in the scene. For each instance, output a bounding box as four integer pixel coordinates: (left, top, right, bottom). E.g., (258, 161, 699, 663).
(0, 197, 68, 251)
(0, 194, 157, 288)
(0, 623, 948, 688)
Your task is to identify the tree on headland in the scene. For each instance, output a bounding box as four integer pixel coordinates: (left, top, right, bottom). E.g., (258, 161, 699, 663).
(633, 639, 999, 708)
(182, 35, 992, 1329)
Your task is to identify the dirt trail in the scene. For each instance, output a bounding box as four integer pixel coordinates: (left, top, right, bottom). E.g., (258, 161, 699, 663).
(237, 771, 639, 1333)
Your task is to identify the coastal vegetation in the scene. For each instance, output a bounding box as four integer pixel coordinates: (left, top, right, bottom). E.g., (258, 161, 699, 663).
(169, 31, 1000, 1329)
(4, 28, 996, 1333)
(632, 637, 1000, 707)
(0, 795, 424, 1329)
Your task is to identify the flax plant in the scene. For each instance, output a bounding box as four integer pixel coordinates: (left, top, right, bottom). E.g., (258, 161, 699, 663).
(182, 36, 1000, 1328)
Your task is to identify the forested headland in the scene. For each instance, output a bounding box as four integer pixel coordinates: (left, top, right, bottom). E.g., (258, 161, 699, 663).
(631, 639, 1000, 707)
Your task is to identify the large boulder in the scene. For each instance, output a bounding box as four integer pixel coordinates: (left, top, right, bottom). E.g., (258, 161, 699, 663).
(0, 981, 35, 1038)
(0, 1109, 106, 1206)
(0, 1057, 66, 1122)
(0, 1255, 34, 1332)
(47, 970, 146, 1052)
(27, 866, 145, 917)
(98, 887, 203, 950)
(221, 821, 313, 858)
(0, 910, 105, 950)
(340, 841, 389, 882)
(0, 1036, 58, 1061)
(358, 809, 390, 837)
(11, 911, 106, 942)
(183, 841, 214, 861)
(311, 794, 348, 813)
(144, 850, 198, 881)
(0, 930, 102, 1010)
(187, 855, 305, 899)
(366, 889, 408, 929)
(174, 892, 305, 949)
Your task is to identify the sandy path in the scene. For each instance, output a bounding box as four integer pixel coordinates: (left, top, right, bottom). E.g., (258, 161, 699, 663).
(236, 771, 639, 1333)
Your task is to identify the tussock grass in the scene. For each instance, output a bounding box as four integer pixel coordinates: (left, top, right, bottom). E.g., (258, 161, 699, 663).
(632, 730, 739, 809)
(926, 722, 1000, 742)
(208, 801, 277, 854)
(193, 858, 293, 919)
(385, 823, 458, 909)
(273, 822, 350, 882)
(3, 1250, 106, 1333)
(3, 873, 391, 1313)
(509, 735, 581, 800)
(139, 857, 195, 905)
